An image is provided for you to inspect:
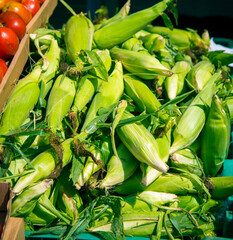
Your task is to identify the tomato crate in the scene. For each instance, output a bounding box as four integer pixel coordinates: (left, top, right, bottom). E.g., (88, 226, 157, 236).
(0, 0, 58, 114)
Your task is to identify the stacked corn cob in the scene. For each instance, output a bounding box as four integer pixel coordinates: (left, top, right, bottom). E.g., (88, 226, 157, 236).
(1, 0, 233, 239)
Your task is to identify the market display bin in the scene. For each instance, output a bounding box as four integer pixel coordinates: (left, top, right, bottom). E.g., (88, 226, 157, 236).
(0, 0, 58, 114)
(22, 159, 233, 240)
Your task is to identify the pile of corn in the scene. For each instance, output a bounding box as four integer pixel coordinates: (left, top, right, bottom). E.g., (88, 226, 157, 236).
(1, 0, 233, 239)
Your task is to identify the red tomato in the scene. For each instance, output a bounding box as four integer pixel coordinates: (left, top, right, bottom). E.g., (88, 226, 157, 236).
(0, 0, 20, 8)
(38, 0, 45, 4)
(0, 27, 19, 60)
(2, 1, 32, 25)
(0, 58, 8, 75)
(0, 11, 26, 39)
(21, 0, 40, 17)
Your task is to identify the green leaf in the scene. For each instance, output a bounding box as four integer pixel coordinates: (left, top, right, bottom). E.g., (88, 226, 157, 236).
(111, 100, 127, 161)
(161, 13, 173, 30)
(71, 155, 86, 185)
(169, 3, 178, 25)
(159, 90, 195, 111)
(3, 142, 35, 169)
(84, 50, 108, 81)
(118, 112, 150, 127)
(169, 213, 183, 236)
(84, 103, 118, 135)
(208, 50, 233, 66)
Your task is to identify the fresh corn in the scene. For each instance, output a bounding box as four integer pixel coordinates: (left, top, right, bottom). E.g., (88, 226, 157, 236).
(140, 128, 171, 186)
(75, 139, 112, 189)
(39, 38, 61, 101)
(137, 191, 178, 206)
(71, 49, 112, 114)
(0, 66, 42, 143)
(110, 47, 173, 79)
(11, 179, 53, 217)
(139, 33, 166, 53)
(46, 74, 76, 132)
(207, 176, 233, 199)
(113, 170, 198, 196)
(123, 74, 161, 112)
(121, 37, 146, 52)
(201, 94, 231, 177)
(145, 26, 209, 50)
(169, 71, 221, 154)
(81, 61, 124, 131)
(12, 138, 73, 195)
(100, 143, 139, 188)
(94, 0, 172, 49)
(64, 12, 94, 65)
(186, 60, 215, 91)
(164, 60, 192, 100)
(170, 148, 203, 177)
(116, 110, 169, 173)
(56, 168, 83, 222)
(223, 96, 233, 122)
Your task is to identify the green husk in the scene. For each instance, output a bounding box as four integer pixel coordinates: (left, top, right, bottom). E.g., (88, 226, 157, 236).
(12, 138, 73, 195)
(11, 179, 53, 217)
(81, 61, 124, 131)
(186, 60, 215, 91)
(64, 12, 94, 64)
(46, 74, 76, 132)
(100, 143, 138, 188)
(116, 111, 169, 173)
(0, 66, 42, 142)
(169, 71, 221, 154)
(201, 95, 231, 177)
(94, 0, 172, 49)
(110, 47, 173, 79)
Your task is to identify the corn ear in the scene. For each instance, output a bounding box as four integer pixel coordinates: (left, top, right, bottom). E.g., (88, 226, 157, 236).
(46, 74, 76, 132)
(75, 138, 112, 189)
(164, 60, 191, 100)
(89, 49, 112, 78)
(201, 94, 231, 177)
(223, 96, 233, 122)
(100, 143, 138, 188)
(11, 179, 53, 217)
(12, 138, 73, 195)
(0, 66, 42, 142)
(25, 202, 57, 226)
(56, 168, 83, 222)
(64, 12, 94, 64)
(121, 37, 146, 52)
(110, 47, 173, 79)
(145, 26, 208, 50)
(140, 128, 171, 186)
(71, 49, 112, 113)
(81, 61, 124, 131)
(116, 111, 169, 173)
(208, 176, 233, 199)
(169, 72, 221, 154)
(123, 74, 161, 112)
(140, 33, 166, 53)
(170, 148, 203, 177)
(39, 39, 61, 100)
(186, 60, 215, 91)
(94, 0, 172, 49)
(138, 191, 178, 206)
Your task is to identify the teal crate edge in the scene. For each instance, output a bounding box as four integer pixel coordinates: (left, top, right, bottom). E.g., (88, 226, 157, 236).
(25, 231, 150, 240)
(25, 231, 233, 240)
